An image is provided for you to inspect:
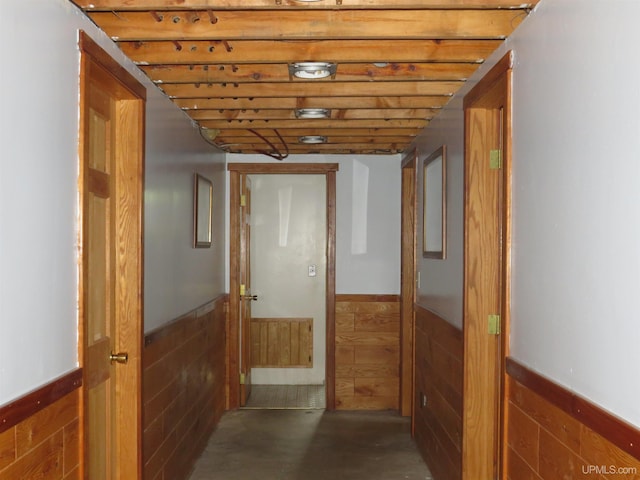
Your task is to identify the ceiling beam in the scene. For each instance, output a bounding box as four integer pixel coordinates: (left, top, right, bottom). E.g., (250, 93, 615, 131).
(74, 0, 539, 11)
(142, 63, 479, 83)
(188, 108, 439, 121)
(119, 39, 501, 64)
(89, 10, 525, 41)
(198, 118, 428, 129)
(207, 128, 419, 137)
(162, 80, 461, 98)
(175, 96, 450, 110)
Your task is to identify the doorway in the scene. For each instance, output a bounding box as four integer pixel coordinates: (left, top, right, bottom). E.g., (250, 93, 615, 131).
(78, 33, 145, 479)
(461, 52, 513, 479)
(228, 163, 338, 410)
(243, 174, 327, 409)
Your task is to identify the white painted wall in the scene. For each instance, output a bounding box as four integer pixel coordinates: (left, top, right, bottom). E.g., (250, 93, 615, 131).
(249, 175, 326, 384)
(0, 0, 225, 405)
(143, 106, 226, 332)
(226, 154, 402, 295)
(414, 0, 640, 427)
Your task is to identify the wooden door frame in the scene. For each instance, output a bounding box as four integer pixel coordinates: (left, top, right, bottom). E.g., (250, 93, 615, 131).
(400, 149, 418, 419)
(462, 51, 513, 480)
(227, 163, 338, 410)
(78, 32, 145, 479)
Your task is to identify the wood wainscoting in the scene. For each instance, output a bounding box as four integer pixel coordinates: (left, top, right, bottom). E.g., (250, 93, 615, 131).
(506, 358, 640, 479)
(143, 295, 227, 480)
(335, 294, 400, 410)
(251, 317, 313, 368)
(414, 305, 463, 480)
(0, 370, 82, 480)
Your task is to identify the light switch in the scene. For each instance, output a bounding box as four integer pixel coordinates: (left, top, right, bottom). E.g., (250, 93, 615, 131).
(308, 264, 317, 277)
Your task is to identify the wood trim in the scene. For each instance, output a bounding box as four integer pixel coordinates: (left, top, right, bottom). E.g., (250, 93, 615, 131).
(227, 164, 337, 410)
(335, 294, 400, 303)
(462, 50, 513, 480)
(326, 169, 337, 410)
(228, 169, 241, 408)
(227, 163, 339, 174)
(0, 369, 82, 434)
(506, 357, 640, 461)
(79, 31, 146, 100)
(463, 50, 513, 109)
(400, 148, 418, 418)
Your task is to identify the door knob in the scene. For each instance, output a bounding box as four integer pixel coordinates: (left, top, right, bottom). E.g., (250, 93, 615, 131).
(242, 295, 258, 301)
(110, 352, 129, 364)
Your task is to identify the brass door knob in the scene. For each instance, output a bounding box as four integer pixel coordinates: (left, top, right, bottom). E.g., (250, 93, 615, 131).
(110, 352, 129, 364)
(242, 295, 258, 301)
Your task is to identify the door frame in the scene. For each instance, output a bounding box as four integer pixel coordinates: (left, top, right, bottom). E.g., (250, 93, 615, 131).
(78, 32, 145, 479)
(227, 162, 338, 410)
(400, 149, 418, 419)
(461, 51, 513, 479)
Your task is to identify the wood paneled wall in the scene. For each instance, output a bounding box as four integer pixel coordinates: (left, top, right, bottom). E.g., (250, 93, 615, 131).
(335, 294, 400, 410)
(0, 371, 82, 480)
(251, 317, 313, 368)
(506, 359, 640, 479)
(143, 296, 227, 480)
(413, 305, 463, 480)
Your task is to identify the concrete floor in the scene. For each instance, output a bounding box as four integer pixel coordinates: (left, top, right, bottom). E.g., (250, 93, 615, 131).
(188, 409, 433, 480)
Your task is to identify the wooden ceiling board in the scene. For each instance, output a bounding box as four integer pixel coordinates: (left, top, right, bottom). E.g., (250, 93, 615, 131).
(71, 0, 536, 155)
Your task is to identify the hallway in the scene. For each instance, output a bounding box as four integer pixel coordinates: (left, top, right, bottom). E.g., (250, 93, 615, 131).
(188, 409, 433, 480)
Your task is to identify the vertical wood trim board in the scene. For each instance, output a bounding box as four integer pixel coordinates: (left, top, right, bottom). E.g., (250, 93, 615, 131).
(505, 358, 640, 480)
(335, 294, 400, 410)
(413, 304, 463, 480)
(0, 375, 82, 480)
(142, 295, 227, 480)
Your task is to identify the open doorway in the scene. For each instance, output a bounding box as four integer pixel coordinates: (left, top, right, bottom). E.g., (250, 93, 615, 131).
(228, 163, 338, 411)
(244, 174, 327, 409)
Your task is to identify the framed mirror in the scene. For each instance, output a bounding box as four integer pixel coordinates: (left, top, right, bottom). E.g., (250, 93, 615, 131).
(194, 173, 213, 248)
(423, 146, 446, 259)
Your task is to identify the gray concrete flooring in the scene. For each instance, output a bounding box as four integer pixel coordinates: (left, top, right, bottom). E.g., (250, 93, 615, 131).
(188, 409, 433, 480)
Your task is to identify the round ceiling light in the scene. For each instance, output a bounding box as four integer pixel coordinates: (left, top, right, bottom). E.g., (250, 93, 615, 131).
(298, 135, 328, 144)
(295, 108, 331, 119)
(289, 62, 337, 79)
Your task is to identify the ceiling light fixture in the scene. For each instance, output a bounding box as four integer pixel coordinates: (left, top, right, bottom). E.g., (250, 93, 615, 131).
(295, 108, 331, 119)
(289, 62, 337, 79)
(298, 135, 327, 144)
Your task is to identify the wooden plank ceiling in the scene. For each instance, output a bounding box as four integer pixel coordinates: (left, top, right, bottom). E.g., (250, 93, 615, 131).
(72, 0, 537, 157)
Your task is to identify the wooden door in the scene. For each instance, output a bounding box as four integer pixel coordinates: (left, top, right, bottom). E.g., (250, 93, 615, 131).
(79, 34, 145, 480)
(239, 174, 253, 406)
(462, 52, 512, 480)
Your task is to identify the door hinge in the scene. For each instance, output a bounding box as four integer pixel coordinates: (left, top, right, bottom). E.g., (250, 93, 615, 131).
(488, 314, 501, 335)
(490, 149, 502, 169)
(240, 194, 246, 207)
(240, 284, 246, 296)
(240, 372, 245, 385)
